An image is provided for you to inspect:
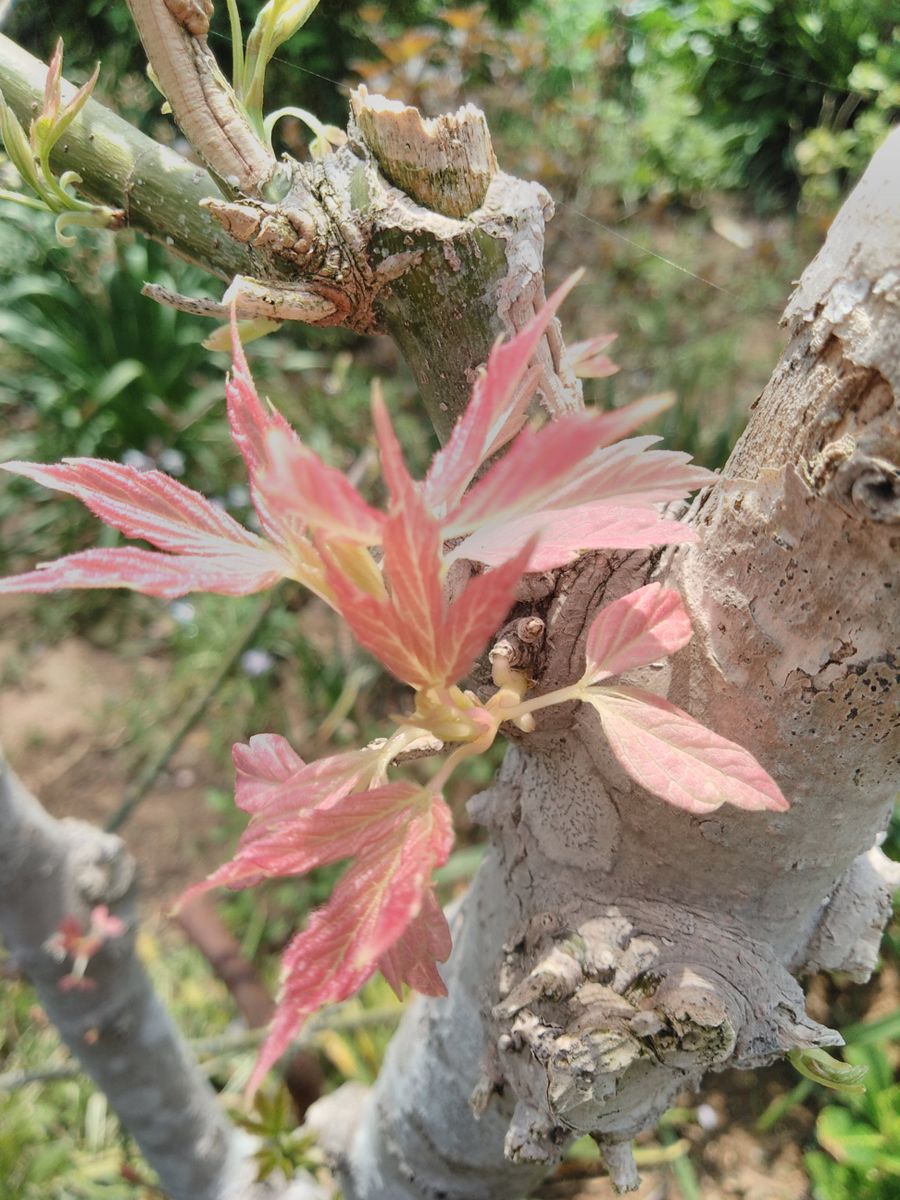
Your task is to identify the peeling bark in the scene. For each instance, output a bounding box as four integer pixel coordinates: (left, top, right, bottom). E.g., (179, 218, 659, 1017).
(125, 0, 277, 196)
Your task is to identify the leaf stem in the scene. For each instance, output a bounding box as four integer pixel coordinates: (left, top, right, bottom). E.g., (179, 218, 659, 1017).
(224, 0, 245, 94)
(496, 683, 586, 725)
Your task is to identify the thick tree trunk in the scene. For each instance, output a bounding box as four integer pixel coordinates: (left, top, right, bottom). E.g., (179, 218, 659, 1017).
(319, 129, 900, 1197)
(0, 14, 897, 1198)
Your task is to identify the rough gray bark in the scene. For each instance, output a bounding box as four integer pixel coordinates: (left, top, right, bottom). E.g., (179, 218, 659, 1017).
(0, 9, 897, 1198)
(0, 754, 271, 1200)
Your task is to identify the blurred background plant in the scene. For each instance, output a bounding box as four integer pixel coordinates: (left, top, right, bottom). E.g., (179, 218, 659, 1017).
(0, 1, 897, 1198)
(804, 1042, 900, 1200)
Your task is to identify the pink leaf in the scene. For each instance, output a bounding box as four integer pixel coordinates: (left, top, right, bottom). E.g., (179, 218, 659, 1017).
(443, 413, 620, 534)
(379, 496, 446, 681)
(587, 686, 789, 814)
(247, 791, 452, 1096)
(582, 392, 676, 445)
(425, 275, 581, 513)
(248, 876, 381, 1094)
(372, 386, 417, 506)
(225, 316, 302, 546)
(232, 738, 380, 821)
(583, 583, 693, 684)
(263, 428, 384, 545)
(379, 888, 451, 997)
(326, 482, 531, 687)
(179, 782, 423, 905)
(449, 504, 696, 571)
(442, 539, 537, 682)
(446, 425, 712, 538)
(322, 484, 449, 687)
(89, 905, 126, 941)
(2, 459, 268, 557)
(353, 793, 453, 965)
(0, 547, 282, 598)
(232, 733, 306, 813)
(540, 441, 714, 512)
(566, 332, 620, 378)
(324, 569, 435, 687)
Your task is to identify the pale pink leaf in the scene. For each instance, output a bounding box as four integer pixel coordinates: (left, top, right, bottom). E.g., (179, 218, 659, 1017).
(442, 539, 536, 682)
(226, 315, 301, 545)
(449, 504, 696, 571)
(587, 685, 789, 813)
(179, 782, 421, 906)
(352, 793, 453, 966)
(446, 426, 713, 538)
(425, 275, 581, 512)
(0, 547, 283, 599)
(583, 393, 677, 445)
(379, 493, 446, 681)
(247, 792, 452, 1096)
(233, 739, 379, 819)
(263, 428, 384, 544)
(443, 413, 623, 535)
(379, 889, 451, 997)
(243, 783, 424, 881)
(232, 733, 306, 813)
(372, 386, 417, 505)
(321, 483, 451, 687)
(323, 567, 434, 687)
(326, 488, 531, 687)
(565, 332, 620, 379)
(89, 905, 126, 941)
(540, 441, 715, 512)
(247, 874, 380, 1095)
(2, 459, 268, 557)
(583, 583, 693, 684)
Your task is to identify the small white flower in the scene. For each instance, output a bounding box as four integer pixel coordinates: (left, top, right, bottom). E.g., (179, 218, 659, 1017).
(121, 449, 155, 471)
(227, 484, 250, 509)
(696, 1103, 718, 1131)
(157, 448, 186, 476)
(241, 648, 275, 678)
(168, 600, 196, 625)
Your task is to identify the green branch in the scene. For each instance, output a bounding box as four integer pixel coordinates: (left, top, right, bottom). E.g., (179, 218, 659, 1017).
(0, 33, 260, 279)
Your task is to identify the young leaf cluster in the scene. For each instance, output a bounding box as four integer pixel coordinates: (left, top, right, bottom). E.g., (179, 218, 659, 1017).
(223, 0, 345, 157)
(0, 40, 123, 244)
(1, 278, 787, 1090)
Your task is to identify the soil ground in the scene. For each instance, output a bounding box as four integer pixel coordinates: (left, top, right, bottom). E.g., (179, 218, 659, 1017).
(0, 629, 226, 903)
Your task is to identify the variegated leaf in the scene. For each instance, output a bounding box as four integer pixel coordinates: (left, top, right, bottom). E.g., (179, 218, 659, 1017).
(425, 275, 580, 513)
(2, 458, 268, 557)
(586, 685, 789, 814)
(0, 547, 282, 598)
(583, 583, 693, 684)
(449, 503, 696, 570)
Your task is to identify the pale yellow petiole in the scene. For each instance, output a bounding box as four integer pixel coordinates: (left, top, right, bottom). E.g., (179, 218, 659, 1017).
(491, 682, 588, 727)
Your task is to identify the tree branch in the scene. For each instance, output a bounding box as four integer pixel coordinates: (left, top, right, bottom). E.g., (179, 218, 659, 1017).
(0, 32, 262, 278)
(0, 34, 579, 438)
(124, 0, 277, 197)
(0, 754, 266, 1200)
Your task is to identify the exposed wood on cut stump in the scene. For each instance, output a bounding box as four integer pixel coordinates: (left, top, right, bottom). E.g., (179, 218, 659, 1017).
(352, 86, 497, 218)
